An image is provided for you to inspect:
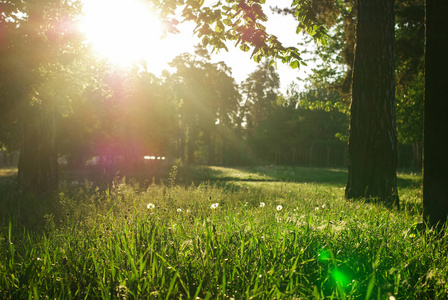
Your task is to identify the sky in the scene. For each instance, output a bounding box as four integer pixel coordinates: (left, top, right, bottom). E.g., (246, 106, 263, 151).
(80, 0, 317, 93)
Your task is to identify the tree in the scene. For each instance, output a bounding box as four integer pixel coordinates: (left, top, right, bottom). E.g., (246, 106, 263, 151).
(241, 60, 280, 138)
(169, 49, 240, 165)
(345, 0, 399, 207)
(0, 0, 85, 193)
(422, 0, 448, 229)
(395, 0, 424, 169)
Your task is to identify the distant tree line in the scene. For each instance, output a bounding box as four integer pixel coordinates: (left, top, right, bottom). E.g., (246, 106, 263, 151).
(0, 0, 423, 171)
(56, 52, 350, 169)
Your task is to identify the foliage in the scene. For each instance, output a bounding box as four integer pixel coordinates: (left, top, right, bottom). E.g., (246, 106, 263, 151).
(241, 60, 280, 137)
(243, 80, 349, 166)
(169, 48, 242, 165)
(167, 0, 329, 68)
(395, 0, 424, 145)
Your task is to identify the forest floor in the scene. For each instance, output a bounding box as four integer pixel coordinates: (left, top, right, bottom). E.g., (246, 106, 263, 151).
(1, 165, 446, 299)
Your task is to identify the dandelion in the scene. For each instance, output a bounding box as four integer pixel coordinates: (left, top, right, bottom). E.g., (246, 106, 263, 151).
(321, 204, 326, 209)
(210, 203, 219, 209)
(147, 203, 155, 209)
(276, 205, 283, 211)
(259, 202, 265, 208)
(177, 208, 182, 212)
(315, 206, 319, 211)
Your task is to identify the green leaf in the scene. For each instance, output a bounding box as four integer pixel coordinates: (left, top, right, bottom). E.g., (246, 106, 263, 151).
(240, 44, 250, 52)
(214, 21, 224, 33)
(222, 18, 232, 26)
(253, 54, 262, 63)
(290, 60, 300, 69)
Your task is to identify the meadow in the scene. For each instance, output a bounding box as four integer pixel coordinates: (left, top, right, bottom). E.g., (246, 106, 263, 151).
(0, 165, 447, 299)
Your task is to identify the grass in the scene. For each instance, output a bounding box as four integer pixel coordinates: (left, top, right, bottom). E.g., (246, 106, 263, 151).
(0, 165, 446, 299)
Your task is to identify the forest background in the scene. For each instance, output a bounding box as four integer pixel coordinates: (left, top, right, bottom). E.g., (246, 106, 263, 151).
(0, 0, 423, 172)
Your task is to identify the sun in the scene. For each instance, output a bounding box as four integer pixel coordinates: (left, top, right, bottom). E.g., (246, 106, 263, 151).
(80, 0, 163, 67)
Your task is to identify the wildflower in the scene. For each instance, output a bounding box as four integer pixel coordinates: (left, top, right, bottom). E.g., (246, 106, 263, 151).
(315, 206, 319, 211)
(147, 203, 155, 209)
(259, 202, 265, 208)
(210, 203, 219, 209)
(276, 205, 283, 211)
(177, 208, 182, 212)
(321, 204, 326, 209)
(116, 285, 129, 299)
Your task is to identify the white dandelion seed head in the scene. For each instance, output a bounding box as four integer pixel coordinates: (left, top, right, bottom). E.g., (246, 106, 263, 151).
(259, 202, 265, 208)
(147, 203, 155, 209)
(177, 208, 182, 212)
(276, 205, 283, 211)
(315, 206, 319, 211)
(210, 203, 219, 209)
(321, 204, 326, 209)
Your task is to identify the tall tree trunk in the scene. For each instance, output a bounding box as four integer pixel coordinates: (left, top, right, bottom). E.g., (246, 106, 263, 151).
(207, 127, 215, 165)
(345, 0, 399, 207)
(423, 0, 448, 229)
(18, 108, 58, 193)
(412, 142, 422, 170)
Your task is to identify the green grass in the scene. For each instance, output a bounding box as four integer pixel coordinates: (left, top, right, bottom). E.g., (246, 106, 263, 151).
(0, 165, 446, 299)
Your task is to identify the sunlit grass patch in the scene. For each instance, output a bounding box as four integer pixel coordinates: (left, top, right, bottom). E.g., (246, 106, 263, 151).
(0, 168, 17, 177)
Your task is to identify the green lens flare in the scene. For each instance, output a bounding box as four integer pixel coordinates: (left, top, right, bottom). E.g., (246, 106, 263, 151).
(332, 269, 350, 286)
(317, 250, 331, 262)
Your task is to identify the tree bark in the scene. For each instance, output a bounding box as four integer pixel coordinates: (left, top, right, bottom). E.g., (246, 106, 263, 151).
(345, 0, 399, 207)
(18, 108, 58, 193)
(422, 0, 448, 228)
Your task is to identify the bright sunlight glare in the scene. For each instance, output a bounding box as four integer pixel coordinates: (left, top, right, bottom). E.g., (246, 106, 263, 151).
(80, 0, 163, 67)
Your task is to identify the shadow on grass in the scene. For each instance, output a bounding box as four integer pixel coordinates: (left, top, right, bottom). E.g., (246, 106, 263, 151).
(397, 171, 423, 189)
(178, 165, 348, 186)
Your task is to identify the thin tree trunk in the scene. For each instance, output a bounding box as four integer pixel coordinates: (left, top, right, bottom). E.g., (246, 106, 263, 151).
(207, 127, 215, 165)
(292, 146, 296, 165)
(18, 109, 58, 193)
(412, 142, 422, 170)
(345, 0, 399, 207)
(422, 0, 448, 229)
